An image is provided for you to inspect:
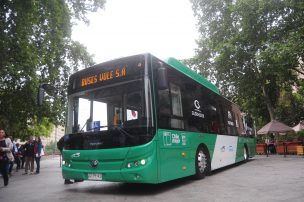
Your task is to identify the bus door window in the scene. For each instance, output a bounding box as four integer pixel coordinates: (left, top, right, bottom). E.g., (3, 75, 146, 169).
(170, 83, 184, 129)
(157, 87, 171, 128)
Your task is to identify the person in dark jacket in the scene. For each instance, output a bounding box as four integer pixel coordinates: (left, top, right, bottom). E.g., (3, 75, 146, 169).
(23, 136, 35, 174)
(15, 143, 21, 171)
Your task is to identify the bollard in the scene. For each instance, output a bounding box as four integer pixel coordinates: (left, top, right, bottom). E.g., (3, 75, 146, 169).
(283, 142, 286, 158)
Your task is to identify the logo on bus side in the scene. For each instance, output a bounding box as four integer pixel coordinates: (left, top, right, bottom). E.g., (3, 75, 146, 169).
(163, 132, 172, 146)
(163, 132, 187, 147)
(90, 160, 99, 168)
(71, 152, 80, 158)
(194, 100, 200, 110)
(192, 100, 205, 118)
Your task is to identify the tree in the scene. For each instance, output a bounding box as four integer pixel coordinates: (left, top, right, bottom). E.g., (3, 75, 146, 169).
(190, 0, 304, 125)
(0, 0, 105, 138)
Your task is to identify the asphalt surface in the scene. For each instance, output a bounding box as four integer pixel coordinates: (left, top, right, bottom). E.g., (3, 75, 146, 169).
(0, 155, 303, 202)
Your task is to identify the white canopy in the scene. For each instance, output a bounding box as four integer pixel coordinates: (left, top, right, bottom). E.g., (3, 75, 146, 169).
(292, 121, 304, 132)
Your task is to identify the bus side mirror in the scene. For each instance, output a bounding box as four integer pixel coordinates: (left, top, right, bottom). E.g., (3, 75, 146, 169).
(157, 65, 168, 90)
(37, 83, 56, 106)
(37, 85, 45, 106)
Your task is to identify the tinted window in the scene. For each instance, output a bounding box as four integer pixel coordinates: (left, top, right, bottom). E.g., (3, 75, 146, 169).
(153, 56, 243, 136)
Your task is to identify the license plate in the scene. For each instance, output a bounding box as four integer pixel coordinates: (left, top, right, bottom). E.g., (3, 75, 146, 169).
(88, 173, 102, 181)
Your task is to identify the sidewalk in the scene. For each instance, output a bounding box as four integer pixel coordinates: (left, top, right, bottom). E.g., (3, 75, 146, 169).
(0, 155, 62, 183)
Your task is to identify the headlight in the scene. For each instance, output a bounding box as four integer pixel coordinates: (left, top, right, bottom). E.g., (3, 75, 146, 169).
(62, 160, 71, 167)
(140, 159, 146, 165)
(126, 159, 147, 168)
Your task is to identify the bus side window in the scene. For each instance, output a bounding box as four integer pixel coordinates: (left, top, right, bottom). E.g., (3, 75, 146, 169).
(208, 104, 220, 133)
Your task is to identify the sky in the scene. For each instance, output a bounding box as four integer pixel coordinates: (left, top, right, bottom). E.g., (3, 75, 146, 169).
(72, 0, 199, 64)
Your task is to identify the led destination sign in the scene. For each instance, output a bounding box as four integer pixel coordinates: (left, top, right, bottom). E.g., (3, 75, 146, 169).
(68, 55, 146, 95)
(81, 67, 126, 87)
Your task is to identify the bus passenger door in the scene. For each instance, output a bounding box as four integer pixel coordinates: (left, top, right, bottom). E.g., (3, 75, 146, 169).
(157, 82, 193, 182)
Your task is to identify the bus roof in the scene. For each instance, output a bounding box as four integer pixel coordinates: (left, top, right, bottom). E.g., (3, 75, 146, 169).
(163, 57, 220, 95)
(69, 53, 220, 95)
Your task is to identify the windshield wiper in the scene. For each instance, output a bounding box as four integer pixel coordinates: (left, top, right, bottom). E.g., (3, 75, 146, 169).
(85, 124, 116, 132)
(84, 124, 136, 139)
(116, 126, 136, 139)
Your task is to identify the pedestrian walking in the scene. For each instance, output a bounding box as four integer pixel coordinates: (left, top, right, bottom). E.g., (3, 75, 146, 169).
(23, 136, 35, 175)
(19, 144, 25, 169)
(8, 136, 17, 176)
(15, 143, 21, 172)
(0, 129, 14, 186)
(34, 137, 44, 174)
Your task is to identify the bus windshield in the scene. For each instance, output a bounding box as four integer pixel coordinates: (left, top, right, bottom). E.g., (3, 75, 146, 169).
(75, 79, 152, 130)
(65, 55, 155, 149)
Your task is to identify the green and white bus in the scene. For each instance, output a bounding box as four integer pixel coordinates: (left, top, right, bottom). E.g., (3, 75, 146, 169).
(62, 53, 255, 184)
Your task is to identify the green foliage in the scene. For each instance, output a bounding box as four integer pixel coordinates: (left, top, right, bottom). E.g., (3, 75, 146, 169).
(44, 140, 60, 155)
(28, 117, 54, 139)
(191, 0, 304, 126)
(0, 0, 105, 139)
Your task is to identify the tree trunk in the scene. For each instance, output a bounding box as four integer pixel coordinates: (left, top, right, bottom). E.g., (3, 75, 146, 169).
(262, 85, 275, 120)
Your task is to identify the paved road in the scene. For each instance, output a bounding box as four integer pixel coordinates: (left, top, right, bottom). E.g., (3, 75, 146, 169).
(1, 155, 303, 202)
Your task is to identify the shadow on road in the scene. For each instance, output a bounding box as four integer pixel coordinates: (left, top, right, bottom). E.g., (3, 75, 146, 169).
(209, 158, 255, 176)
(65, 159, 255, 196)
(66, 175, 195, 196)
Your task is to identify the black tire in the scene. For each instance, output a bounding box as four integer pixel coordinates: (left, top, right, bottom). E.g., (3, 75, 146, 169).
(194, 146, 210, 179)
(244, 146, 249, 162)
(64, 179, 74, 184)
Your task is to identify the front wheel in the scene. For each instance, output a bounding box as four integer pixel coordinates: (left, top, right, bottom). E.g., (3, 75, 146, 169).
(194, 146, 210, 179)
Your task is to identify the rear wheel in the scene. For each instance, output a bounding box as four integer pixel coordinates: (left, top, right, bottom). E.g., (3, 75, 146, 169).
(194, 146, 209, 179)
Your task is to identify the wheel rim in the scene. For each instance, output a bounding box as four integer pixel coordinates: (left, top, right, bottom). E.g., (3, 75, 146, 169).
(197, 150, 207, 173)
(244, 147, 248, 160)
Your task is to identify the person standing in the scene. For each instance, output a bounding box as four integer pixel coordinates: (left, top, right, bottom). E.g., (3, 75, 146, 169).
(23, 136, 35, 175)
(15, 143, 21, 172)
(34, 137, 43, 174)
(8, 136, 17, 176)
(19, 144, 25, 169)
(0, 129, 14, 186)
